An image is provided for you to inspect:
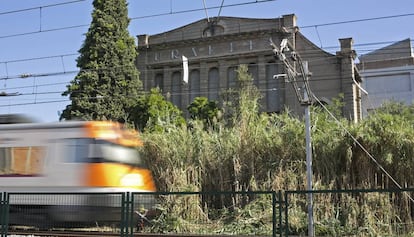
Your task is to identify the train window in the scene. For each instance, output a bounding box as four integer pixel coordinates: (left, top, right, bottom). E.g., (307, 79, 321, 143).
(64, 138, 90, 163)
(63, 138, 145, 167)
(0, 146, 46, 175)
(88, 140, 145, 167)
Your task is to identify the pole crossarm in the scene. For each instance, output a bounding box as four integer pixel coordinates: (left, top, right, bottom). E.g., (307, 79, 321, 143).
(270, 37, 314, 237)
(269, 37, 312, 105)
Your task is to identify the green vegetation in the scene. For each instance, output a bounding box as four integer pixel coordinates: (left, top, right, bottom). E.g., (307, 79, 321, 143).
(60, 1, 414, 233)
(131, 88, 185, 132)
(61, 0, 141, 124)
(139, 67, 414, 235)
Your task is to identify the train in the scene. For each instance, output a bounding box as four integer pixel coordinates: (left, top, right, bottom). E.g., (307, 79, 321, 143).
(0, 114, 156, 227)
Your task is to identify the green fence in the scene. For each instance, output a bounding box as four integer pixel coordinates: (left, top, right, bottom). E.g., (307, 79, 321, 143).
(134, 191, 282, 237)
(284, 188, 414, 236)
(0, 191, 282, 237)
(2, 189, 414, 237)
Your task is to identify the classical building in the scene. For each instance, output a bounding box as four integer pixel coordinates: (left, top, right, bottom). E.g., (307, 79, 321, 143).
(358, 38, 414, 116)
(136, 14, 362, 121)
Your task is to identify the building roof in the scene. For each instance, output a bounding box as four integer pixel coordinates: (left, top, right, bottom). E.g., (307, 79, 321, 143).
(359, 38, 413, 62)
(358, 38, 414, 70)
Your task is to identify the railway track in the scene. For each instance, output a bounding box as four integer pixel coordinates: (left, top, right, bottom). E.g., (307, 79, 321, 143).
(8, 230, 120, 237)
(7, 230, 248, 237)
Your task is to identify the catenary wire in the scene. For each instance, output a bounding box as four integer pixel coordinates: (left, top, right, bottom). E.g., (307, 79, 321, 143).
(0, 0, 278, 39)
(0, 0, 86, 16)
(0, 0, 413, 43)
(1, 38, 412, 70)
(312, 93, 414, 202)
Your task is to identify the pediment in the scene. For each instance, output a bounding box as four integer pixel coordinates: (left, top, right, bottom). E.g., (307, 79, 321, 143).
(139, 16, 283, 46)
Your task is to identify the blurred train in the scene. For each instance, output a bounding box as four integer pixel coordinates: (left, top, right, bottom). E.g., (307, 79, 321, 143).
(0, 114, 156, 226)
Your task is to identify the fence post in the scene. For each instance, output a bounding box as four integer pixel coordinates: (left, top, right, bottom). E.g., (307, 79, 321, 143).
(0, 192, 9, 237)
(120, 192, 130, 237)
(129, 193, 135, 237)
(272, 191, 276, 237)
(278, 191, 283, 237)
(284, 191, 289, 237)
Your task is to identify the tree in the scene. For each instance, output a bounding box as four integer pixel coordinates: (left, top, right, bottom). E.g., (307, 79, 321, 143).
(131, 88, 185, 132)
(187, 97, 219, 126)
(221, 64, 262, 126)
(60, 0, 141, 123)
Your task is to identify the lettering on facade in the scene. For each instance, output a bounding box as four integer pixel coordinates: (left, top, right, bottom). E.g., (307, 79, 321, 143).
(191, 47, 198, 57)
(171, 49, 180, 59)
(154, 52, 160, 61)
(153, 39, 264, 62)
(208, 45, 213, 55)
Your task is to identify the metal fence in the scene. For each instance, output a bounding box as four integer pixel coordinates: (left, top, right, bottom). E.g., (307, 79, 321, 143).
(1, 189, 414, 237)
(0, 191, 281, 237)
(284, 188, 414, 237)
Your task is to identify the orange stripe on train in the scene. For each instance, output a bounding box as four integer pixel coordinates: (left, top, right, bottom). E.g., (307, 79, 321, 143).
(85, 163, 156, 191)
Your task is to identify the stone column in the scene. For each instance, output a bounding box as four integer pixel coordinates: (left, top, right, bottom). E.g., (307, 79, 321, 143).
(336, 38, 360, 122)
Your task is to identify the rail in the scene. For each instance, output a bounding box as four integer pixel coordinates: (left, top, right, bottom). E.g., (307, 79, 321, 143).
(2, 189, 414, 236)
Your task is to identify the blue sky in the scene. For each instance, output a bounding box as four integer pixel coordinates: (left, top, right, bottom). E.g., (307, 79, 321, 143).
(0, 0, 413, 122)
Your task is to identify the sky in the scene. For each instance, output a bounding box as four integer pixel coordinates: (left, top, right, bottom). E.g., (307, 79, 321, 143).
(0, 0, 413, 122)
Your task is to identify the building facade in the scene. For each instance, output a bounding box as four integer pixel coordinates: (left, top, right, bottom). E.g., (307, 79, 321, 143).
(358, 38, 414, 116)
(136, 14, 362, 121)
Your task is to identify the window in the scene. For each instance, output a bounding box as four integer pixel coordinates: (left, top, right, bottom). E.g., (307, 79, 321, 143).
(64, 138, 145, 167)
(154, 73, 164, 91)
(64, 138, 89, 163)
(189, 69, 200, 103)
(266, 61, 280, 112)
(208, 67, 219, 101)
(171, 71, 182, 107)
(0, 146, 46, 175)
(248, 63, 259, 87)
(227, 66, 238, 89)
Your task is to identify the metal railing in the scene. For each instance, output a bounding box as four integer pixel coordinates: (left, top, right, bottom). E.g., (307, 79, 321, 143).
(284, 188, 414, 236)
(2, 189, 414, 237)
(0, 191, 281, 237)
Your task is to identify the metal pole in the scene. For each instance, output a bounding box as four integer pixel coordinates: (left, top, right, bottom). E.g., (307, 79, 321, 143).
(304, 90, 314, 237)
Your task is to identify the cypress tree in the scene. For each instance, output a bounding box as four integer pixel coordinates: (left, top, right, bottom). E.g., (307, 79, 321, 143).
(60, 0, 141, 123)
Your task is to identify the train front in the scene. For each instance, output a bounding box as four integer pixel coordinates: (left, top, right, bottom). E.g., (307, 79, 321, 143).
(67, 121, 157, 224)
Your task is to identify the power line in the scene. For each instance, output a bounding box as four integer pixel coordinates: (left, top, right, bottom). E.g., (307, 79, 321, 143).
(0, 0, 277, 39)
(0, 99, 69, 108)
(1, 56, 413, 89)
(130, 0, 277, 20)
(3, 0, 412, 43)
(0, 0, 86, 16)
(0, 53, 77, 64)
(312, 94, 414, 201)
(301, 12, 414, 29)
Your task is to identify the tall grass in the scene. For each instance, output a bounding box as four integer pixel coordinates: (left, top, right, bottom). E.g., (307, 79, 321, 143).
(140, 67, 414, 235)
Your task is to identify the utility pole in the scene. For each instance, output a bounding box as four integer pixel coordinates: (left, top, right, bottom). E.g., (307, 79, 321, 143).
(270, 38, 314, 237)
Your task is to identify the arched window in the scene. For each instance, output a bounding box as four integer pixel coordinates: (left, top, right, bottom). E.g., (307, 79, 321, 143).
(227, 66, 238, 89)
(266, 61, 280, 112)
(171, 71, 182, 107)
(208, 67, 219, 101)
(189, 69, 200, 103)
(154, 73, 164, 91)
(248, 63, 259, 87)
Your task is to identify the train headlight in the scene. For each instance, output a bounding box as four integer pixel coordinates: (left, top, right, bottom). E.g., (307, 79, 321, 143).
(121, 174, 144, 187)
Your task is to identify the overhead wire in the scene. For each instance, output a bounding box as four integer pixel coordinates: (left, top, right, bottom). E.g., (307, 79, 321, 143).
(0, 1, 413, 108)
(312, 93, 414, 200)
(0, 0, 86, 16)
(301, 12, 414, 29)
(1, 56, 414, 91)
(0, 3, 412, 194)
(1, 0, 413, 43)
(0, 39, 412, 71)
(0, 0, 278, 39)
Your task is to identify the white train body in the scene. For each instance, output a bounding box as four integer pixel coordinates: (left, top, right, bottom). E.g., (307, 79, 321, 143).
(0, 118, 156, 224)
